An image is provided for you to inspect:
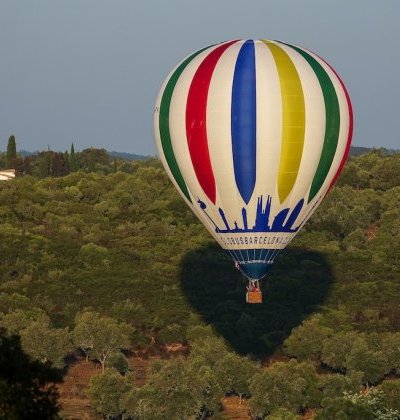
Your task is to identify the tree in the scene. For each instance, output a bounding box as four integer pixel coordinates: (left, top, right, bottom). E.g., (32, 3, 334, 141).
(123, 386, 160, 420)
(189, 337, 258, 404)
(87, 369, 134, 419)
(36, 151, 52, 177)
(79, 242, 109, 267)
(73, 311, 133, 372)
(0, 328, 62, 419)
(321, 331, 391, 384)
(268, 408, 300, 419)
(249, 360, 321, 418)
(79, 148, 109, 172)
(0, 308, 47, 335)
(69, 142, 79, 172)
(319, 372, 363, 400)
(72, 312, 97, 362)
(158, 323, 186, 344)
(381, 333, 400, 374)
(20, 317, 71, 369)
(132, 357, 218, 419)
(188, 335, 230, 366)
(6, 135, 16, 168)
(212, 352, 257, 404)
(380, 380, 400, 412)
(107, 352, 130, 375)
(315, 397, 375, 420)
(342, 388, 400, 419)
(284, 318, 333, 361)
(50, 152, 69, 177)
(344, 336, 389, 384)
(321, 331, 360, 371)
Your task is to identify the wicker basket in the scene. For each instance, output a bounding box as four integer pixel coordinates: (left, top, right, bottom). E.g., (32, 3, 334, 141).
(246, 291, 262, 304)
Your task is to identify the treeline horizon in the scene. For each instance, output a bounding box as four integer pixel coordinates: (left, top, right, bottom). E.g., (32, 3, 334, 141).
(0, 134, 399, 174)
(0, 135, 152, 178)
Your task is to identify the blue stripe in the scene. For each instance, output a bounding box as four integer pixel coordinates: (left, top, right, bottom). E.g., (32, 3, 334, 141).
(231, 40, 257, 204)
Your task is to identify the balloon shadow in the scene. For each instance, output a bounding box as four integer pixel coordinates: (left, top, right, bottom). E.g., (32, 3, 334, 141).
(180, 243, 333, 357)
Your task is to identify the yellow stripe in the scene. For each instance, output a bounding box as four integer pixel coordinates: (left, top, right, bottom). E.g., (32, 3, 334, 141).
(262, 40, 305, 203)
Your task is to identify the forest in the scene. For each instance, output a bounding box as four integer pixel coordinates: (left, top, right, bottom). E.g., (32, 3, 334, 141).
(0, 143, 400, 419)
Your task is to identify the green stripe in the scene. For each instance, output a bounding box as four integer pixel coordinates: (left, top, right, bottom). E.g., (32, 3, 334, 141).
(159, 46, 211, 202)
(284, 43, 341, 202)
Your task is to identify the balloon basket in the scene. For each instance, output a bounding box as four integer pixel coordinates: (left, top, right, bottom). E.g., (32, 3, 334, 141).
(246, 291, 263, 304)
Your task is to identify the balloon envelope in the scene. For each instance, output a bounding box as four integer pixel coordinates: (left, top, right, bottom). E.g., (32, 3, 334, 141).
(154, 39, 353, 281)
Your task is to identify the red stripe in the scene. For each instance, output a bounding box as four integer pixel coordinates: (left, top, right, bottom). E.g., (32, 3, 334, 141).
(186, 41, 237, 204)
(321, 61, 353, 192)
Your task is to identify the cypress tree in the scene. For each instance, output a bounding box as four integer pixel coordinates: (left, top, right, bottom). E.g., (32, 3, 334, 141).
(6, 135, 17, 168)
(70, 142, 78, 172)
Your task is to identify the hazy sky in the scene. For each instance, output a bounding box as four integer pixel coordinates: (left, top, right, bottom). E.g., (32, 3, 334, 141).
(0, 1, 399, 155)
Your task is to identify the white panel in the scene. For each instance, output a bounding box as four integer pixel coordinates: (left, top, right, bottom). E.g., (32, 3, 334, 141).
(276, 42, 326, 226)
(207, 41, 244, 230)
(153, 67, 192, 207)
(291, 46, 352, 227)
(305, 48, 351, 201)
(168, 43, 235, 247)
(252, 40, 283, 224)
(154, 46, 223, 245)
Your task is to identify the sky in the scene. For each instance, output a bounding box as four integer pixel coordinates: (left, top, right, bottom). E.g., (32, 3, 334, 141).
(0, 0, 399, 155)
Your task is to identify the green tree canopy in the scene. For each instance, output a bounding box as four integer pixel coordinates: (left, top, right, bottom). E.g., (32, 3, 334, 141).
(249, 360, 321, 418)
(284, 317, 333, 361)
(0, 308, 47, 335)
(135, 357, 220, 419)
(73, 311, 133, 372)
(20, 317, 71, 369)
(315, 397, 375, 420)
(379, 380, 400, 412)
(189, 336, 258, 403)
(87, 369, 134, 419)
(107, 352, 130, 375)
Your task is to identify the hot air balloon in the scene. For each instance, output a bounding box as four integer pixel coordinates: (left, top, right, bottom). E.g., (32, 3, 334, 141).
(154, 39, 353, 303)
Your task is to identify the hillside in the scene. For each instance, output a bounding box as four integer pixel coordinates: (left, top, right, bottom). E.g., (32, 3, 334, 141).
(348, 146, 399, 156)
(0, 151, 399, 418)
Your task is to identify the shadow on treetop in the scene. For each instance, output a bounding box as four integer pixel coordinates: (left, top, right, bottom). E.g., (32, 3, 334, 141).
(180, 243, 333, 357)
